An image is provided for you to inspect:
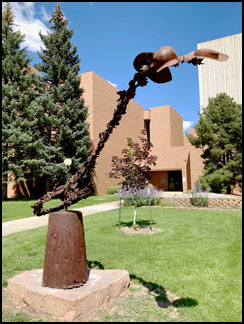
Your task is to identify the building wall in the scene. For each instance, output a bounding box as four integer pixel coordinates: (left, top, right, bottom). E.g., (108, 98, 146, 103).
(170, 108, 184, 147)
(183, 128, 205, 189)
(198, 33, 242, 111)
(144, 106, 187, 191)
(79, 71, 144, 195)
(6, 71, 206, 197)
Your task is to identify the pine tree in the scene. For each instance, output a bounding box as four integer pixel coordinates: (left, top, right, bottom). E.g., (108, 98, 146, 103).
(187, 93, 242, 194)
(2, 3, 46, 198)
(34, 4, 91, 190)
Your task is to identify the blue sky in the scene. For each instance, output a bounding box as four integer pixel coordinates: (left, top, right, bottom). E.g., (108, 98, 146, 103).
(4, 2, 242, 133)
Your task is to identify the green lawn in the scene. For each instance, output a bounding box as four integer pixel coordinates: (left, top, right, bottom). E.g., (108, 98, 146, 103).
(2, 194, 120, 222)
(2, 207, 242, 322)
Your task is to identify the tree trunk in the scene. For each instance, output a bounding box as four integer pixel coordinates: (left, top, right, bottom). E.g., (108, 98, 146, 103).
(133, 206, 137, 226)
(45, 175, 50, 193)
(2, 158, 8, 199)
(2, 180, 7, 200)
(42, 210, 88, 289)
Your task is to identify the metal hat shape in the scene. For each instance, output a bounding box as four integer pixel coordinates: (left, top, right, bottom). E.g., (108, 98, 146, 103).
(133, 52, 154, 72)
(133, 46, 229, 84)
(153, 46, 179, 73)
(147, 67, 172, 84)
(133, 51, 172, 83)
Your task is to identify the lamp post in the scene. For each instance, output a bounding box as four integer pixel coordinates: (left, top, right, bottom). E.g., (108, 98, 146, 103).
(64, 158, 72, 182)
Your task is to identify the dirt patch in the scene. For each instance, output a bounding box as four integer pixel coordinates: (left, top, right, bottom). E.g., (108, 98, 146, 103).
(2, 287, 57, 322)
(119, 225, 162, 235)
(74, 282, 180, 322)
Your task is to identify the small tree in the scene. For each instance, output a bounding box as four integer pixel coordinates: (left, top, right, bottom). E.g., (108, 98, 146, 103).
(187, 93, 242, 194)
(109, 129, 157, 226)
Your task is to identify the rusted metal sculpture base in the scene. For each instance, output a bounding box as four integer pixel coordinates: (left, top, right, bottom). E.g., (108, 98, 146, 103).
(42, 210, 88, 289)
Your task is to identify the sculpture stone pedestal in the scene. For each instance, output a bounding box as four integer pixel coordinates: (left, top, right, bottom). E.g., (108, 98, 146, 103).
(6, 210, 130, 321)
(7, 269, 130, 321)
(42, 210, 88, 289)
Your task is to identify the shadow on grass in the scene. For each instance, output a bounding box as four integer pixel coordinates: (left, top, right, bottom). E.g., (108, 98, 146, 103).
(87, 260, 105, 270)
(130, 274, 198, 309)
(86, 260, 198, 310)
(115, 219, 157, 228)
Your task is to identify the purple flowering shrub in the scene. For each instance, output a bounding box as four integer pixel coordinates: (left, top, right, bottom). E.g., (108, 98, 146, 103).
(190, 183, 210, 207)
(117, 186, 163, 207)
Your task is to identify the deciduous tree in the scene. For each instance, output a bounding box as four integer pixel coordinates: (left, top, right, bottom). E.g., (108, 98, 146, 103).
(109, 129, 157, 225)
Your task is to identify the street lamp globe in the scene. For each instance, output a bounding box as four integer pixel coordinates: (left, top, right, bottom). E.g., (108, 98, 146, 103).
(64, 158, 72, 166)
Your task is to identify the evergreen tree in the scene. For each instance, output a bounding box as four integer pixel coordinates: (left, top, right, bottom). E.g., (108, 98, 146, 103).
(34, 4, 91, 190)
(187, 93, 242, 194)
(2, 3, 46, 198)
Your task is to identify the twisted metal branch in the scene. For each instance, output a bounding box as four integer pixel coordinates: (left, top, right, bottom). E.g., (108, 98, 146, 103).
(32, 71, 148, 216)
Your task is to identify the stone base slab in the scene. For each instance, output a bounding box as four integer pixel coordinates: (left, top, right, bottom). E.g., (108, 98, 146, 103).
(7, 268, 130, 321)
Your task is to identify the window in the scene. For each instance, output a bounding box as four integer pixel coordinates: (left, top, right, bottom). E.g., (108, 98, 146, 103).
(144, 120, 150, 143)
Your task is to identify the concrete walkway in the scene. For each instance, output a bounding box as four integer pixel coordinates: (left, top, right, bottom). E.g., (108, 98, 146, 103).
(2, 201, 120, 236)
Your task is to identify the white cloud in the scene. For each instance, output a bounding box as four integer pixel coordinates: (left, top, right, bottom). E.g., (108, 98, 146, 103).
(107, 80, 118, 88)
(183, 120, 194, 132)
(41, 5, 51, 23)
(89, 2, 94, 6)
(4, 2, 49, 52)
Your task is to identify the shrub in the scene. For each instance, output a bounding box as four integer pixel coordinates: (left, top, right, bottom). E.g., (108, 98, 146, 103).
(107, 185, 122, 195)
(117, 186, 163, 207)
(190, 183, 210, 207)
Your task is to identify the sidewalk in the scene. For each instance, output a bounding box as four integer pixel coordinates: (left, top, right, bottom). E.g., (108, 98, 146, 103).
(2, 201, 120, 236)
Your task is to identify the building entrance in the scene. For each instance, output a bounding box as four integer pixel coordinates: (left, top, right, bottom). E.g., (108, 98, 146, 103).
(168, 171, 183, 191)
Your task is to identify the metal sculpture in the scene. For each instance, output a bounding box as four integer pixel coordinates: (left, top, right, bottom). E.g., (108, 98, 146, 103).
(32, 45, 228, 289)
(133, 46, 228, 83)
(32, 45, 228, 216)
(32, 72, 148, 216)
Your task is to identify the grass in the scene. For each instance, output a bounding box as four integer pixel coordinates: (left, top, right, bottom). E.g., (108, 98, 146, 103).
(2, 194, 119, 222)
(2, 207, 242, 322)
(2, 311, 44, 323)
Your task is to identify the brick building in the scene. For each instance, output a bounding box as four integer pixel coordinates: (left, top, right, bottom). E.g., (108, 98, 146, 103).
(78, 71, 203, 195)
(7, 33, 241, 197)
(6, 70, 203, 197)
(79, 72, 145, 194)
